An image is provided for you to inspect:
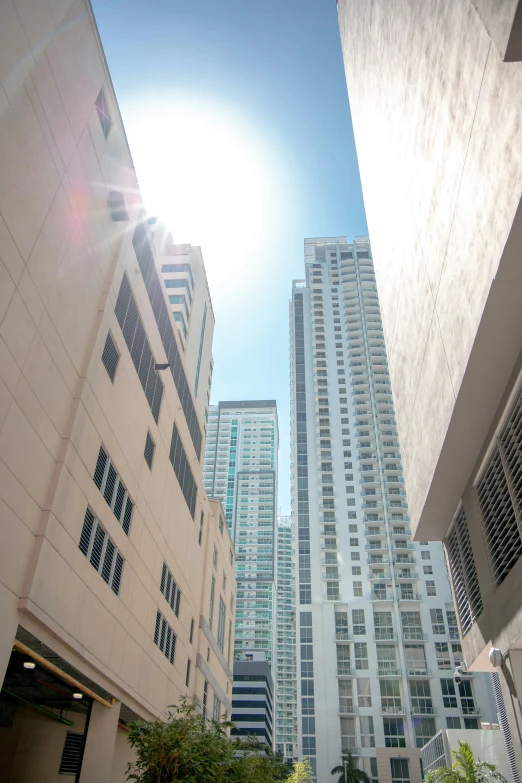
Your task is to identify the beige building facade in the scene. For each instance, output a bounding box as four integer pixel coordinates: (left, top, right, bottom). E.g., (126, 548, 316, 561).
(337, 0, 522, 774)
(0, 2, 235, 781)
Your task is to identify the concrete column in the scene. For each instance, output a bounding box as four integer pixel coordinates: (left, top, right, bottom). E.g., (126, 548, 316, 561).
(79, 699, 121, 783)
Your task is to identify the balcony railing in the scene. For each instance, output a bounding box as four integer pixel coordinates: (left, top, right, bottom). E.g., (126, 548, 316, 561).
(378, 667, 401, 677)
(374, 632, 397, 641)
(335, 632, 352, 641)
(402, 630, 427, 641)
(380, 703, 405, 715)
(337, 667, 354, 677)
(411, 703, 437, 715)
(339, 705, 359, 715)
(370, 593, 394, 601)
(407, 667, 432, 677)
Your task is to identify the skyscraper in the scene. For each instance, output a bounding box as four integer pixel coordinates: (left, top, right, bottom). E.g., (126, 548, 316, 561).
(203, 402, 278, 667)
(276, 516, 298, 762)
(289, 237, 496, 783)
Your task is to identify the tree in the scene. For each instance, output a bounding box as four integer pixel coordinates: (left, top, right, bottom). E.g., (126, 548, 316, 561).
(286, 760, 314, 783)
(126, 699, 291, 783)
(425, 741, 507, 783)
(331, 753, 372, 783)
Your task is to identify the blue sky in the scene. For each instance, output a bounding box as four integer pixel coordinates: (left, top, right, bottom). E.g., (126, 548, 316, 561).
(92, 0, 367, 514)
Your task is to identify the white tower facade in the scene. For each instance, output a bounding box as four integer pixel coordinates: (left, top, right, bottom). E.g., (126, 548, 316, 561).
(203, 401, 278, 669)
(276, 516, 298, 762)
(289, 238, 497, 783)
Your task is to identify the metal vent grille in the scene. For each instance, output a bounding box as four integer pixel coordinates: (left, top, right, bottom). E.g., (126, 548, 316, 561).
(101, 332, 119, 382)
(144, 431, 155, 470)
(477, 387, 522, 586)
(160, 562, 181, 617)
(132, 224, 202, 458)
(169, 423, 197, 518)
(186, 658, 191, 687)
(445, 508, 483, 636)
(79, 508, 124, 595)
(114, 273, 164, 423)
(154, 610, 176, 664)
(59, 731, 84, 775)
(92, 446, 133, 535)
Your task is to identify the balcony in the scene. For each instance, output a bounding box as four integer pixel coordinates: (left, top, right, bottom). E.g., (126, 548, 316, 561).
(368, 570, 391, 580)
(398, 593, 422, 602)
(395, 572, 419, 581)
(337, 667, 354, 677)
(374, 632, 397, 641)
(341, 747, 361, 757)
(392, 542, 415, 551)
(365, 542, 387, 552)
(393, 557, 416, 565)
(370, 592, 393, 602)
(335, 632, 352, 641)
(407, 668, 432, 677)
(378, 667, 401, 677)
(461, 704, 481, 716)
(402, 631, 427, 641)
(411, 703, 437, 715)
(339, 705, 359, 715)
(380, 703, 405, 715)
(364, 528, 386, 537)
(367, 557, 389, 565)
(323, 593, 340, 602)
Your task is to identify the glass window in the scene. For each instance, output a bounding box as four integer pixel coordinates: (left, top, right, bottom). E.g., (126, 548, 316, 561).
(354, 642, 368, 670)
(390, 758, 410, 783)
(352, 609, 365, 635)
(357, 678, 372, 707)
(383, 718, 406, 748)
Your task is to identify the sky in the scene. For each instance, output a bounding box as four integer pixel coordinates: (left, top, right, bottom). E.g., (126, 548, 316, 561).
(92, 0, 367, 514)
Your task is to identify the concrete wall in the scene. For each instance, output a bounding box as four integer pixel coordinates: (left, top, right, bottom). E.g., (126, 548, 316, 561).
(337, 0, 522, 540)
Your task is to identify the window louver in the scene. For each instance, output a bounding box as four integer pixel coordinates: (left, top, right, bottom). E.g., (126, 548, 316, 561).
(160, 562, 181, 617)
(79, 508, 124, 595)
(445, 507, 483, 636)
(477, 388, 522, 587)
(144, 431, 155, 470)
(154, 610, 176, 663)
(93, 446, 133, 535)
(101, 332, 119, 382)
(132, 224, 202, 458)
(59, 731, 84, 775)
(169, 423, 197, 518)
(114, 273, 164, 423)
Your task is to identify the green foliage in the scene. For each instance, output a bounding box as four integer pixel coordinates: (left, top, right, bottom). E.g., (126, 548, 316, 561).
(331, 752, 372, 783)
(126, 699, 291, 783)
(286, 760, 314, 783)
(425, 741, 507, 783)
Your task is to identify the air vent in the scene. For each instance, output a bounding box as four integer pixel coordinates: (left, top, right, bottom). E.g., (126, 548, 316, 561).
(79, 508, 124, 595)
(101, 332, 119, 382)
(93, 446, 133, 534)
(59, 731, 84, 776)
(154, 610, 176, 664)
(169, 423, 197, 518)
(476, 387, 522, 587)
(144, 431, 155, 470)
(160, 562, 181, 617)
(445, 508, 483, 636)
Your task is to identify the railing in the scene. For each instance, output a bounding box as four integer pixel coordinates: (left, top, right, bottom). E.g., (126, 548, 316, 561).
(365, 543, 387, 551)
(335, 632, 352, 641)
(339, 705, 359, 714)
(378, 667, 401, 676)
(461, 704, 481, 715)
(364, 528, 386, 537)
(411, 703, 437, 715)
(380, 703, 405, 715)
(337, 667, 354, 677)
(367, 558, 389, 565)
(398, 593, 422, 601)
(370, 593, 394, 601)
(374, 632, 397, 641)
(407, 667, 431, 677)
(402, 630, 427, 641)
(368, 570, 392, 580)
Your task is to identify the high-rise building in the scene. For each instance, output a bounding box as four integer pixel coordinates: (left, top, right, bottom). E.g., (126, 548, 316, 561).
(336, 1, 522, 770)
(275, 516, 298, 762)
(231, 651, 275, 748)
(289, 237, 497, 783)
(0, 4, 235, 781)
(203, 401, 278, 669)
(155, 227, 214, 424)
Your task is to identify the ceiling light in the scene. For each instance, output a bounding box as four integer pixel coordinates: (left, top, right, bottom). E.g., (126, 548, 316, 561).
(72, 692, 83, 700)
(23, 661, 36, 670)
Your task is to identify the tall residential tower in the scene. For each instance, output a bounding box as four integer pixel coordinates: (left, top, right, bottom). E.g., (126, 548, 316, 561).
(289, 238, 496, 783)
(276, 516, 298, 762)
(203, 402, 278, 667)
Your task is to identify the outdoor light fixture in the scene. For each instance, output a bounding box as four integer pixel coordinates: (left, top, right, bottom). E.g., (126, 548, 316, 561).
(23, 661, 36, 670)
(72, 692, 83, 700)
(489, 647, 504, 668)
(154, 363, 170, 370)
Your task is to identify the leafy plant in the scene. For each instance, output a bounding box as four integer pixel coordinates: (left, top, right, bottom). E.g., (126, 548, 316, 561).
(286, 760, 314, 783)
(331, 753, 372, 783)
(126, 699, 290, 783)
(425, 741, 507, 783)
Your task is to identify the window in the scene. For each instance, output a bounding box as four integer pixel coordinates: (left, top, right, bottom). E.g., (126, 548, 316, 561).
(390, 758, 410, 783)
(351, 566, 361, 576)
(358, 679, 372, 708)
(349, 524, 357, 532)
(213, 694, 221, 722)
(144, 431, 155, 470)
(435, 642, 451, 669)
(421, 551, 431, 560)
(59, 731, 84, 776)
(338, 679, 353, 712)
(410, 680, 433, 714)
(114, 274, 163, 423)
(423, 565, 433, 574)
(445, 507, 483, 636)
(340, 717, 356, 754)
(107, 190, 128, 221)
(154, 610, 176, 663)
(426, 580, 436, 596)
(93, 446, 133, 534)
(380, 680, 402, 713)
(169, 423, 197, 518)
(464, 718, 479, 729)
(351, 552, 360, 561)
(441, 679, 457, 708)
(350, 538, 359, 547)
(95, 88, 112, 138)
(209, 576, 215, 630)
(101, 332, 119, 381)
(79, 508, 124, 595)
(383, 718, 405, 748)
(447, 717, 461, 729)
(160, 562, 181, 617)
(353, 581, 363, 597)
(217, 597, 226, 652)
(199, 513, 204, 545)
(430, 609, 446, 634)
(186, 658, 191, 686)
(352, 609, 365, 635)
(354, 642, 368, 670)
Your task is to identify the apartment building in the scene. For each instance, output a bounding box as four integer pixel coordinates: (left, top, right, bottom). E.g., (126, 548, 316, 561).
(0, 3, 234, 781)
(231, 651, 274, 748)
(289, 237, 496, 783)
(276, 516, 298, 763)
(203, 401, 278, 669)
(155, 226, 214, 424)
(336, 1, 522, 771)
